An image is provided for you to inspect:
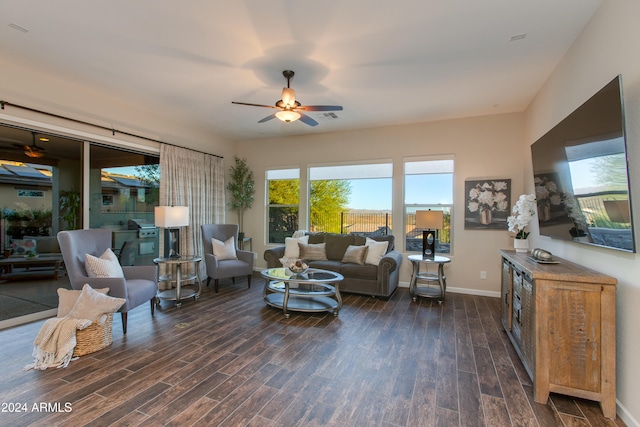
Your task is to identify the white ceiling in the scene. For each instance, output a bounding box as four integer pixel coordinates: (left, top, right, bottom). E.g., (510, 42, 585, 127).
(0, 0, 602, 142)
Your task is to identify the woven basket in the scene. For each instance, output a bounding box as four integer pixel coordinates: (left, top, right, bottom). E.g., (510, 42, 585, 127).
(73, 313, 114, 357)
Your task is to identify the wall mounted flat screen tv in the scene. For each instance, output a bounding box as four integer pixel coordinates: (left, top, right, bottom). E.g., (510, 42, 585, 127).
(531, 75, 635, 252)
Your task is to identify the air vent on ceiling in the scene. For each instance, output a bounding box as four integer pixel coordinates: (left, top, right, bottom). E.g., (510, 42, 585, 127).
(319, 112, 339, 120)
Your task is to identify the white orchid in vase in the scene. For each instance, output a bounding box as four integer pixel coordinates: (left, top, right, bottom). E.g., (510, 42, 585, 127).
(507, 194, 537, 239)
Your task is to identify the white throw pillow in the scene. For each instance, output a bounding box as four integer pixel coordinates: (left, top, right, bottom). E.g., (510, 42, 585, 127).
(57, 287, 110, 318)
(68, 284, 126, 322)
(85, 248, 124, 278)
(284, 235, 309, 259)
(212, 236, 237, 260)
(365, 238, 389, 265)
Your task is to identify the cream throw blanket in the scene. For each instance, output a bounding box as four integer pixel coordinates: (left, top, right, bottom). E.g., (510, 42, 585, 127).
(24, 316, 92, 371)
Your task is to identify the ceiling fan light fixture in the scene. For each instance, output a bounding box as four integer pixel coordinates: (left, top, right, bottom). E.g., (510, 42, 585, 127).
(275, 110, 301, 123)
(25, 149, 44, 158)
(281, 87, 296, 108)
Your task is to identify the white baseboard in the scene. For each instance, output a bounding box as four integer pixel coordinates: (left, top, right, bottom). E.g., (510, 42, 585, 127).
(398, 281, 500, 298)
(617, 400, 639, 427)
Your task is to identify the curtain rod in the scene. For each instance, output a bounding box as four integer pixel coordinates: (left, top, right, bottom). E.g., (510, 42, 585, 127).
(0, 99, 223, 159)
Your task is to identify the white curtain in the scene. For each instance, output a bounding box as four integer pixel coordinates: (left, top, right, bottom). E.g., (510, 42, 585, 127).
(160, 144, 224, 278)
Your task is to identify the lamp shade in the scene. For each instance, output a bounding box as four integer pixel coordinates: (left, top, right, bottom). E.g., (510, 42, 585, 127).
(416, 210, 444, 230)
(154, 206, 189, 228)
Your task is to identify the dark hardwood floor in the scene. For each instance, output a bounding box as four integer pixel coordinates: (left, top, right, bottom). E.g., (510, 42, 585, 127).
(0, 274, 626, 427)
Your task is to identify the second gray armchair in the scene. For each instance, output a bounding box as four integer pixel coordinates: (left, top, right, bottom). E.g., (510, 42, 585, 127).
(201, 224, 254, 292)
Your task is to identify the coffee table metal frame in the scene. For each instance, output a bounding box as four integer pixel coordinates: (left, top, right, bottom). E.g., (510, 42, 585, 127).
(261, 267, 344, 318)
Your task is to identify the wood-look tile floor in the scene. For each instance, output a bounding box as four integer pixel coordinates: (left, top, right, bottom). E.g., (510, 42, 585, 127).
(0, 274, 627, 427)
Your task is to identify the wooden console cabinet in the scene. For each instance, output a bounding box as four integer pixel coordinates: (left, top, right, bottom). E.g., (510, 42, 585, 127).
(499, 250, 617, 419)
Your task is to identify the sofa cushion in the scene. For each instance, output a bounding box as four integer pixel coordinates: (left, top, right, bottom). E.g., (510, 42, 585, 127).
(324, 234, 356, 260)
(307, 259, 342, 273)
(369, 235, 394, 252)
(365, 238, 389, 265)
(24, 235, 60, 254)
(299, 242, 327, 261)
(10, 238, 37, 255)
(284, 235, 309, 259)
(342, 245, 368, 265)
(341, 263, 378, 281)
(307, 233, 326, 244)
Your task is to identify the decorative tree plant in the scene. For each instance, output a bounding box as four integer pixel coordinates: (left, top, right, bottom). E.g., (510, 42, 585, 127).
(227, 156, 255, 237)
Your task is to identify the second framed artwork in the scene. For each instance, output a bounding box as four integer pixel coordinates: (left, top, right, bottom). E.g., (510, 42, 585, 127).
(464, 178, 511, 229)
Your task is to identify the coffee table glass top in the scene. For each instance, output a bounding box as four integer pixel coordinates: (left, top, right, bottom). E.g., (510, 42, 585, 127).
(261, 268, 343, 283)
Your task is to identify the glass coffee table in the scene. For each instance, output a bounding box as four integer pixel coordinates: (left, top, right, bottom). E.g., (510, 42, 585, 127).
(261, 268, 344, 318)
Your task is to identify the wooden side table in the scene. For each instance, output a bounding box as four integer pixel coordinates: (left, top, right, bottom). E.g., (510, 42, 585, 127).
(408, 254, 450, 303)
(153, 255, 203, 308)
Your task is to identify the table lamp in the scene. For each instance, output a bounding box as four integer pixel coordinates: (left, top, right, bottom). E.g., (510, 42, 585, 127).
(415, 210, 444, 259)
(155, 206, 189, 258)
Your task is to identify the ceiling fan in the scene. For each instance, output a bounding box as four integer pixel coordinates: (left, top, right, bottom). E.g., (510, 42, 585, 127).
(232, 70, 343, 127)
(6, 132, 47, 158)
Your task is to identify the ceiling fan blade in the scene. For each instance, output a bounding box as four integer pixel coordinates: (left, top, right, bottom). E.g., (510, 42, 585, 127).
(258, 113, 278, 123)
(298, 113, 319, 127)
(297, 105, 343, 112)
(232, 101, 278, 109)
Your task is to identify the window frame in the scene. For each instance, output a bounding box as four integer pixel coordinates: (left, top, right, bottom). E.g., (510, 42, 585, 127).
(266, 168, 300, 244)
(403, 156, 454, 254)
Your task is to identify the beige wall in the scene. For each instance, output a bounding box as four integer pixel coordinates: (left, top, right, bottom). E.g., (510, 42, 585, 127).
(2, 1, 638, 422)
(525, 1, 640, 424)
(0, 56, 235, 160)
(237, 112, 526, 296)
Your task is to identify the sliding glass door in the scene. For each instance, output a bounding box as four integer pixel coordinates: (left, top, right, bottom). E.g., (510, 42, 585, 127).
(0, 124, 159, 327)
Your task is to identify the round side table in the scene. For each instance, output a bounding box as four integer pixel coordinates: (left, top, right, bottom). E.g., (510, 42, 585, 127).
(408, 254, 451, 303)
(153, 255, 203, 308)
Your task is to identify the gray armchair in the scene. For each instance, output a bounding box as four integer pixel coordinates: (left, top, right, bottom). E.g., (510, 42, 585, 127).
(57, 229, 158, 334)
(201, 224, 254, 292)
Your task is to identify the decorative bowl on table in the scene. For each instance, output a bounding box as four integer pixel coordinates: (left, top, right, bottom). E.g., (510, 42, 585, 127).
(280, 258, 308, 274)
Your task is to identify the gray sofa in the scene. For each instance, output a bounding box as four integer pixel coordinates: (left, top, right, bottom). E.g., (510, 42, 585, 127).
(264, 233, 402, 299)
(6, 235, 61, 257)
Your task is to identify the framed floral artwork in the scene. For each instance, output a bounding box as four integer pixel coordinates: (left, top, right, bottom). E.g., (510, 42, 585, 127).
(464, 178, 511, 229)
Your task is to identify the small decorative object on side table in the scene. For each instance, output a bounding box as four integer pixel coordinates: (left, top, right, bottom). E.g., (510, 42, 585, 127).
(153, 255, 203, 308)
(408, 254, 451, 303)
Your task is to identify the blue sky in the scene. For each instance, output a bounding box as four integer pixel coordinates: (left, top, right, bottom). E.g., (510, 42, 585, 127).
(106, 167, 454, 211)
(348, 175, 453, 210)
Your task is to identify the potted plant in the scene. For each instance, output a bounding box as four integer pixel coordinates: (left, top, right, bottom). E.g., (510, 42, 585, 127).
(507, 194, 537, 253)
(226, 156, 255, 239)
(59, 190, 81, 230)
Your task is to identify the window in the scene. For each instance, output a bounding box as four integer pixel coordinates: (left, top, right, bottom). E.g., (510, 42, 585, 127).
(404, 157, 454, 254)
(309, 162, 392, 235)
(267, 168, 300, 243)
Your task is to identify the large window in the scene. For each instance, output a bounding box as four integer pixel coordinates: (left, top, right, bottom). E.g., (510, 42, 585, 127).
(309, 162, 392, 235)
(404, 157, 454, 254)
(267, 168, 300, 244)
